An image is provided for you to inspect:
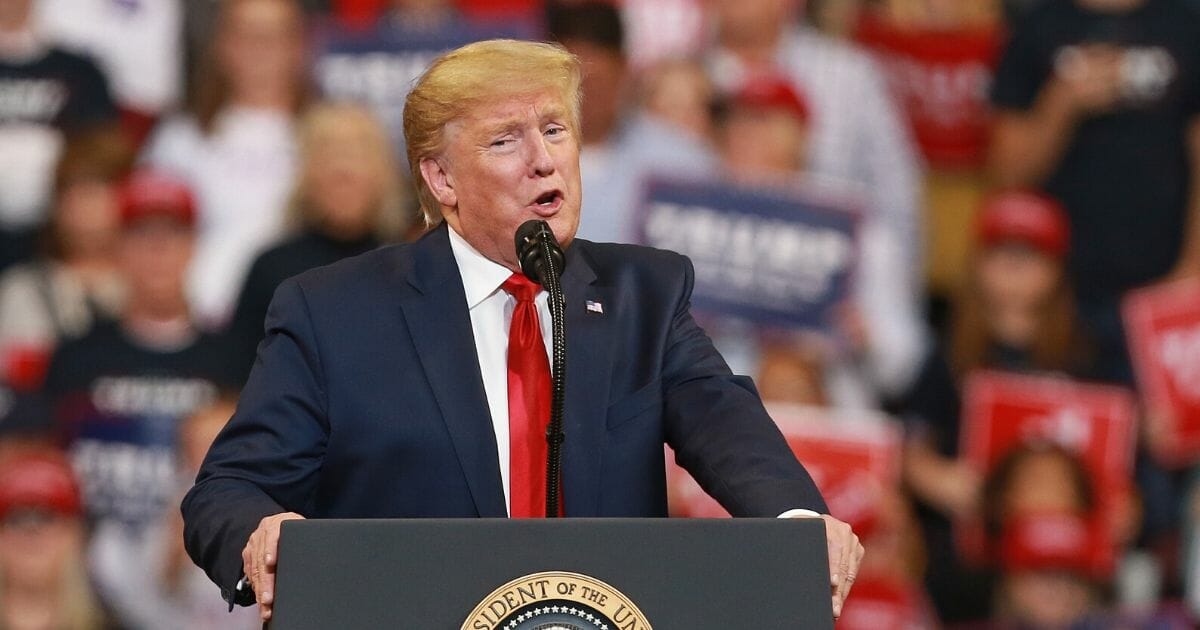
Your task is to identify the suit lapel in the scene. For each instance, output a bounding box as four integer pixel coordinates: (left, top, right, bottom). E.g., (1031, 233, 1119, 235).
(397, 225, 507, 517)
(560, 242, 613, 517)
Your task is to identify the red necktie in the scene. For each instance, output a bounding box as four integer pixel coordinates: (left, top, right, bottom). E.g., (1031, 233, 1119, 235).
(502, 273, 551, 518)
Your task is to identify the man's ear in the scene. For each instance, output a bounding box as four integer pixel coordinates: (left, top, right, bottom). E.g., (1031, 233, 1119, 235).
(419, 157, 457, 209)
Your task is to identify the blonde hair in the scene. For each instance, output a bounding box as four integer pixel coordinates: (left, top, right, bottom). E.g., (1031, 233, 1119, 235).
(289, 102, 409, 241)
(0, 523, 106, 629)
(403, 39, 582, 225)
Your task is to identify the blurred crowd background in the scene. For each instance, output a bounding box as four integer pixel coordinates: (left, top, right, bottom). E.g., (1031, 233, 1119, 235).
(1, 0, 1200, 627)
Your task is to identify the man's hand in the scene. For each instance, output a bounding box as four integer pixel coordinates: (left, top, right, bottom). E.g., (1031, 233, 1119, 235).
(821, 514, 864, 620)
(242, 512, 305, 622)
(1053, 44, 1125, 116)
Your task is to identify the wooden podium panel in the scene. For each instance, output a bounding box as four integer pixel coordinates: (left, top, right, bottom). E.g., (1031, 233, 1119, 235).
(270, 518, 832, 629)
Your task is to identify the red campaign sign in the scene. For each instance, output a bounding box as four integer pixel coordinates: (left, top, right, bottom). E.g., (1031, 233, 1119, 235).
(666, 404, 901, 536)
(1, 344, 52, 392)
(958, 371, 1137, 574)
(855, 14, 1004, 169)
(1123, 279, 1200, 467)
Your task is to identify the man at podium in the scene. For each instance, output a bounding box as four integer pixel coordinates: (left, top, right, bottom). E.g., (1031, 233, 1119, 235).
(182, 39, 864, 624)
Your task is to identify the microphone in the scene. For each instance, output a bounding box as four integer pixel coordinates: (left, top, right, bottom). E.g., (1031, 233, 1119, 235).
(512, 219, 567, 517)
(514, 220, 565, 285)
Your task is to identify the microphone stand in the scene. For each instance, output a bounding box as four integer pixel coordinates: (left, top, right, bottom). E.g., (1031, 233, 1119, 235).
(515, 219, 567, 517)
(539, 237, 566, 518)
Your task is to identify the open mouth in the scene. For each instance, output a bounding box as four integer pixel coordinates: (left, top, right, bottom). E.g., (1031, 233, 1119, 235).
(530, 190, 564, 215)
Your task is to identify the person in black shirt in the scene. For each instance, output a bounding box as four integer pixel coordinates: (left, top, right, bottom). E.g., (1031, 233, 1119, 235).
(0, 0, 119, 273)
(989, 0, 1200, 383)
(225, 103, 410, 385)
(41, 168, 237, 628)
(900, 190, 1090, 623)
(43, 170, 235, 532)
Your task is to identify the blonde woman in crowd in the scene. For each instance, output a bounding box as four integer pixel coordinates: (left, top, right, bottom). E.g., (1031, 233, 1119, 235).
(225, 102, 410, 385)
(142, 0, 309, 328)
(0, 450, 112, 630)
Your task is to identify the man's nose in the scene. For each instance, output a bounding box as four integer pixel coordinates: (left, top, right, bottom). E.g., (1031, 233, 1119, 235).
(527, 134, 556, 177)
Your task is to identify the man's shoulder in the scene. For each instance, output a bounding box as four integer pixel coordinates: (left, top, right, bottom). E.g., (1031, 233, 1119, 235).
(276, 237, 693, 304)
(573, 239, 690, 280)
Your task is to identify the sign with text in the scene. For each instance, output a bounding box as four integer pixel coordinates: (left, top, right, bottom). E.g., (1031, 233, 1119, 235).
(635, 177, 861, 332)
(959, 371, 1138, 574)
(667, 404, 900, 536)
(1123, 279, 1200, 467)
(855, 15, 1003, 168)
(311, 16, 537, 149)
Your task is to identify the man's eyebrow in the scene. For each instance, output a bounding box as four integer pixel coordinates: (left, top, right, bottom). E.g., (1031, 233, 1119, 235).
(478, 119, 522, 139)
(540, 106, 569, 124)
(473, 105, 570, 140)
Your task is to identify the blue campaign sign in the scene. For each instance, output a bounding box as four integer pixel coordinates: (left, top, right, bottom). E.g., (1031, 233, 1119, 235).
(311, 17, 538, 146)
(634, 177, 862, 331)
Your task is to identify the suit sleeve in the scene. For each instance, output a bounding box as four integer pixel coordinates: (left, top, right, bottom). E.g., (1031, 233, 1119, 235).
(660, 255, 828, 517)
(181, 278, 330, 605)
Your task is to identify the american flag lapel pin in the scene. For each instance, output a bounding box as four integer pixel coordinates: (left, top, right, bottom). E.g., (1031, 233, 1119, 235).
(586, 300, 604, 314)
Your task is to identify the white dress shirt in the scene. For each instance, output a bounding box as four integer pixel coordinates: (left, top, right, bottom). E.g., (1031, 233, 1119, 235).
(448, 227, 553, 514)
(448, 226, 818, 520)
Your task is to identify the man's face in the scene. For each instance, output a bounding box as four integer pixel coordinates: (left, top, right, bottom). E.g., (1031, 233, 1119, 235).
(218, 0, 305, 95)
(561, 39, 625, 146)
(423, 90, 582, 270)
(720, 106, 808, 180)
(708, 0, 795, 44)
(0, 0, 31, 29)
(118, 218, 195, 306)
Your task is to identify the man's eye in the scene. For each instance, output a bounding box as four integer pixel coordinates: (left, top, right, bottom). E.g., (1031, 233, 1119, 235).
(491, 138, 513, 147)
(545, 126, 565, 137)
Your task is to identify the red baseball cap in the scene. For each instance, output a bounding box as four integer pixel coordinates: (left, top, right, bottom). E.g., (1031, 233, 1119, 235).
(977, 190, 1070, 258)
(998, 511, 1099, 575)
(731, 74, 811, 124)
(0, 452, 82, 520)
(119, 169, 197, 229)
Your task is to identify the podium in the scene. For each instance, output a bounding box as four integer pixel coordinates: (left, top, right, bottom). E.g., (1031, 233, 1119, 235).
(270, 518, 833, 629)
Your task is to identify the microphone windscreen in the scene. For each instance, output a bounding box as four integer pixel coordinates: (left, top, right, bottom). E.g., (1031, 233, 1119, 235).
(514, 220, 564, 284)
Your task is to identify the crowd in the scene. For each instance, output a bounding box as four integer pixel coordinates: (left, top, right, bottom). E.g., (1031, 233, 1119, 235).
(0, 0, 1199, 627)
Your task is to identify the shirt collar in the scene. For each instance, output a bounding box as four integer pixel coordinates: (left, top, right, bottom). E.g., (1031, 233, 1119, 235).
(447, 224, 516, 310)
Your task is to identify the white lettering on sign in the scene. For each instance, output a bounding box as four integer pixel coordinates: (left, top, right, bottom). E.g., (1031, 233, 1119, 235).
(71, 440, 177, 525)
(1159, 324, 1200, 400)
(879, 56, 993, 126)
(91, 376, 217, 417)
(643, 201, 852, 308)
(316, 51, 439, 105)
(1019, 407, 1093, 454)
(0, 79, 67, 122)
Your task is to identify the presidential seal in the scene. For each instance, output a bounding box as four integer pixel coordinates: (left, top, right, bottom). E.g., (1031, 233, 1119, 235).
(462, 571, 652, 630)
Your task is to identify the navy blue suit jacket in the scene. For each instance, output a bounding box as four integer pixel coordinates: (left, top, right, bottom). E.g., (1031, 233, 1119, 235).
(182, 224, 826, 603)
